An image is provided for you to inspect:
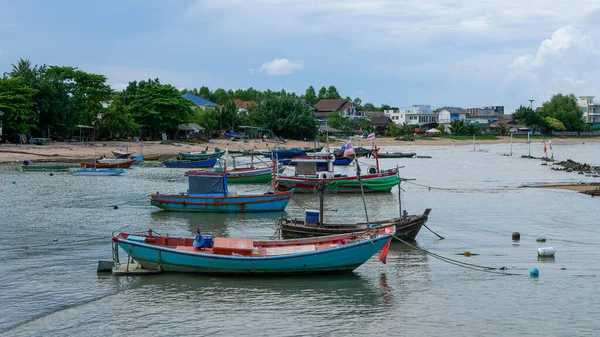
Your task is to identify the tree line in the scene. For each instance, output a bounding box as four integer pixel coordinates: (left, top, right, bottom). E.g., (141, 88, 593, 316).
(0, 58, 393, 142)
(512, 94, 587, 133)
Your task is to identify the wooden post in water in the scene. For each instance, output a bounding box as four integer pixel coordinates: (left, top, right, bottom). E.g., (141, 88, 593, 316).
(356, 158, 369, 224)
(473, 134, 476, 151)
(272, 157, 278, 192)
(527, 131, 531, 157)
(319, 188, 324, 225)
(397, 165, 402, 217)
(510, 132, 513, 156)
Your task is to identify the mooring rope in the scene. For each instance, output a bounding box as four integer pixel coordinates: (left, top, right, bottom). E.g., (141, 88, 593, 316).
(392, 234, 522, 276)
(405, 181, 514, 192)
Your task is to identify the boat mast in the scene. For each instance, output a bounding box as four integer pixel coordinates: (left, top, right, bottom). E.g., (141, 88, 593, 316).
(355, 153, 369, 223)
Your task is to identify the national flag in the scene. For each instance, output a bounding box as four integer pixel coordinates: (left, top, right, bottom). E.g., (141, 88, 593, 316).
(367, 132, 375, 141)
(343, 140, 355, 157)
(378, 239, 392, 264)
(543, 145, 547, 153)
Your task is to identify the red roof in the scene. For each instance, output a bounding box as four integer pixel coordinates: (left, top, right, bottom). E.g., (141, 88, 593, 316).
(235, 99, 255, 109)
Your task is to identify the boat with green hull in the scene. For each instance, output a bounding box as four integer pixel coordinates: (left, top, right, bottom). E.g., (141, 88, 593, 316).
(21, 162, 70, 172)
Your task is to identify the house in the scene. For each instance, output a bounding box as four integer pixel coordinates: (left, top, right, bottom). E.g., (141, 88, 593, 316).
(182, 93, 219, 110)
(0, 110, 4, 137)
(384, 105, 438, 127)
(437, 107, 468, 124)
(177, 123, 206, 139)
(577, 96, 600, 127)
(234, 99, 256, 114)
(370, 116, 393, 133)
(318, 124, 345, 137)
(313, 99, 361, 120)
(466, 106, 505, 116)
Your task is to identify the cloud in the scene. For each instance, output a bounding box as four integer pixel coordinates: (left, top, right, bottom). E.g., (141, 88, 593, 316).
(507, 26, 600, 105)
(250, 58, 304, 76)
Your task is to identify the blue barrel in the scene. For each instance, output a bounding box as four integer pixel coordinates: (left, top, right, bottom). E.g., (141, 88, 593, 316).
(305, 209, 320, 224)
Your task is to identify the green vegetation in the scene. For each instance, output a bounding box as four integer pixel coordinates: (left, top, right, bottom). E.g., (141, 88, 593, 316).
(0, 77, 38, 134)
(247, 95, 317, 139)
(442, 135, 500, 140)
(512, 93, 586, 132)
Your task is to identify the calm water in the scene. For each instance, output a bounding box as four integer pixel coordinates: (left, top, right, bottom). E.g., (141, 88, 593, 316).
(1, 141, 599, 336)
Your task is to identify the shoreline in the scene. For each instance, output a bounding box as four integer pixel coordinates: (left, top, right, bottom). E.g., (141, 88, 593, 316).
(1, 136, 599, 163)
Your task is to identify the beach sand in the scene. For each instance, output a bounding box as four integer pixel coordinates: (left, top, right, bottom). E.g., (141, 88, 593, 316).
(0, 136, 598, 163)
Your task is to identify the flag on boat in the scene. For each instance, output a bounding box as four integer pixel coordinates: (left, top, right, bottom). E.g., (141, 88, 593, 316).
(343, 140, 355, 157)
(378, 239, 392, 264)
(367, 132, 375, 141)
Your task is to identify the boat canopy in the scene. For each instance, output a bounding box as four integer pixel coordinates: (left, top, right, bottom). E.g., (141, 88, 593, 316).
(291, 156, 333, 175)
(187, 172, 229, 195)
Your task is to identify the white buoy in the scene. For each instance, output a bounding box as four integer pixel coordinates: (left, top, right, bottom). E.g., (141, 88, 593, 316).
(538, 247, 556, 257)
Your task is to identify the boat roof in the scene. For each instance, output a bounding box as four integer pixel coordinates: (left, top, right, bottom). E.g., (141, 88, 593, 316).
(291, 155, 332, 163)
(184, 171, 225, 177)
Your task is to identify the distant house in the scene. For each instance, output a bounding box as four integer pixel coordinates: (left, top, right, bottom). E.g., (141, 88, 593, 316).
(384, 105, 438, 127)
(177, 123, 206, 139)
(577, 96, 600, 127)
(314, 99, 361, 120)
(466, 106, 505, 117)
(437, 107, 468, 132)
(0, 110, 4, 137)
(182, 93, 219, 110)
(234, 99, 256, 114)
(371, 116, 393, 133)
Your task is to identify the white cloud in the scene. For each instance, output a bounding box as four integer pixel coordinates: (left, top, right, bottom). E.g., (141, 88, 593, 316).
(507, 26, 600, 107)
(251, 58, 304, 76)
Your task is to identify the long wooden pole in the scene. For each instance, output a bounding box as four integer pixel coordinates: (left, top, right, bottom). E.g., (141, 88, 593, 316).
(356, 157, 369, 223)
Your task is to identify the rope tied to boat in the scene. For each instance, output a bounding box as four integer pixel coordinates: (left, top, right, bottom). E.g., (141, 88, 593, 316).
(392, 234, 523, 276)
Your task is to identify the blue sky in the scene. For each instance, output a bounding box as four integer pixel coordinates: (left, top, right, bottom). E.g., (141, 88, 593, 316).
(1, 0, 600, 113)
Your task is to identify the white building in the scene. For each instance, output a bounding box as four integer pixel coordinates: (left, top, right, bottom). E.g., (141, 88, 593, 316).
(384, 105, 438, 126)
(577, 96, 600, 124)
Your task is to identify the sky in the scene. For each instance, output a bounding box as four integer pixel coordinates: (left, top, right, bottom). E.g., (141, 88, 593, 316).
(1, 0, 600, 113)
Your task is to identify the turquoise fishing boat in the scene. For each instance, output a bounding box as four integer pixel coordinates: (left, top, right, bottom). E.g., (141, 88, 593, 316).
(151, 171, 293, 212)
(178, 151, 225, 160)
(111, 225, 395, 275)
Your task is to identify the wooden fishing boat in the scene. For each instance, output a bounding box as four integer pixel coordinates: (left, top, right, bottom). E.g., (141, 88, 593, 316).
(333, 157, 353, 166)
(151, 171, 293, 212)
(143, 155, 161, 161)
(303, 146, 324, 153)
(276, 156, 399, 193)
(333, 147, 373, 158)
(112, 150, 131, 159)
(21, 161, 70, 172)
(97, 158, 132, 164)
(111, 225, 395, 275)
(80, 160, 134, 169)
(162, 157, 217, 168)
(279, 209, 431, 240)
(263, 149, 306, 159)
(186, 166, 285, 184)
(72, 168, 125, 176)
(178, 151, 225, 160)
(377, 152, 417, 158)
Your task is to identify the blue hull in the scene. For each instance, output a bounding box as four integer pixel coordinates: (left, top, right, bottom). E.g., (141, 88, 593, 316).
(264, 149, 307, 159)
(151, 190, 293, 212)
(114, 233, 392, 274)
(72, 168, 125, 176)
(163, 158, 217, 168)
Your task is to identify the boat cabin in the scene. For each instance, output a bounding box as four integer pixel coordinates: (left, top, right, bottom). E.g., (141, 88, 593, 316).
(291, 156, 333, 174)
(185, 171, 229, 196)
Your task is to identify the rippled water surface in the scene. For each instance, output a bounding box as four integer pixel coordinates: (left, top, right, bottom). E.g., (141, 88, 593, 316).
(1, 141, 599, 336)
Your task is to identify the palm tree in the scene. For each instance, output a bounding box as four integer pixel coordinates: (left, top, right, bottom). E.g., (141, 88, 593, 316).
(8, 58, 38, 85)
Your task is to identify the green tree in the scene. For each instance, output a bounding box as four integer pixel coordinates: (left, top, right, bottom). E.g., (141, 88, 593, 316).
(7, 58, 38, 85)
(212, 88, 229, 105)
(512, 105, 544, 129)
(326, 111, 348, 130)
(317, 86, 327, 100)
(325, 85, 341, 99)
(353, 97, 362, 110)
(0, 77, 38, 135)
(304, 86, 317, 105)
(543, 116, 566, 131)
(214, 99, 240, 131)
(121, 79, 193, 137)
(362, 102, 376, 111)
(540, 93, 586, 131)
(98, 98, 139, 139)
(247, 95, 317, 139)
(449, 119, 467, 135)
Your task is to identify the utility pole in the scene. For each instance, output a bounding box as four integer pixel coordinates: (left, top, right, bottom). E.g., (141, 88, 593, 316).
(529, 99, 534, 109)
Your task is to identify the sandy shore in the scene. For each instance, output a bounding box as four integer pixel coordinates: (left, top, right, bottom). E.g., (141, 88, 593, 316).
(523, 183, 600, 192)
(0, 136, 599, 163)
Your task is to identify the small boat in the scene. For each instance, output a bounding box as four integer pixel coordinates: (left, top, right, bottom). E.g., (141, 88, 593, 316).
(178, 151, 225, 160)
(80, 160, 134, 169)
(333, 147, 373, 158)
(186, 166, 285, 184)
(279, 209, 432, 240)
(303, 146, 324, 153)
(111, 225, 395, 275)
(377, 152, 417, 158)
(112, 150, 131, 159)
(277, 155, 399, 193)
(264, 149, 306, 159)
(151, 171, 293, 212)
(72, 168, 125, 176)
(97, 158, 132, 165)
(143, 155, 161, 161)
(21, 161, 69, 172)
(162, 157, 218, 168)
